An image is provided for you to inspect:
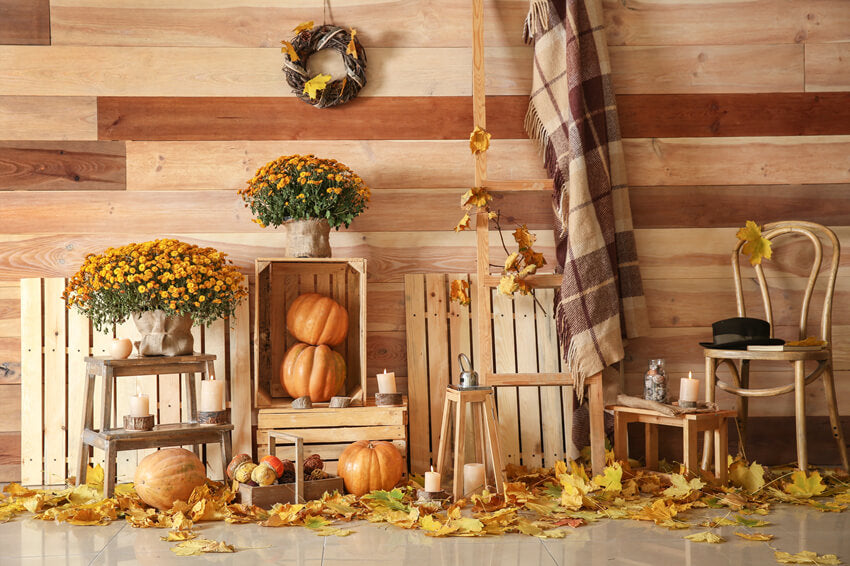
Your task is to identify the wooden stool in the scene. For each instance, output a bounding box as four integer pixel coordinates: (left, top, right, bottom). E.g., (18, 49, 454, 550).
(610, 405, 737, 483)
(76, 354, 234, 497)
(435, 386, 506, 500)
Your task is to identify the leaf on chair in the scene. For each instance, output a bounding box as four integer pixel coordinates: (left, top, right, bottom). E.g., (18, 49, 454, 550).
(784, 470, 827, 498)
(736, 221, 772, 266)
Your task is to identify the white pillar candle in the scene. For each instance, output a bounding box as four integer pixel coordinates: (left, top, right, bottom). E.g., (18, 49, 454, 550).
(424, 465, 441, 492)
(464, 463, 486, 494)
(376, 369, 397, 394)
(129, 390, 149, 417)
(679, 371, 700, 404)
(200, 380, 225, 412)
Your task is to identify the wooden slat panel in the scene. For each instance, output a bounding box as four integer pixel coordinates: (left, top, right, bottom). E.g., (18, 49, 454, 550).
(0, 431, 20, 481)
(114, 320, 136, 482)
(50, 0, 528, 48)
(624, 136, 850, 186)
(425, 273, 450, 470)
(256, 425, 406, 443)
(19, 278, 42, 485)
(618, 93, 850, 138)
(42, 279, 67, 485)
(515, 293, 542, 468)
(0, 383, 21, 431)
(98, 96, 529, 141)
(368, 283, 405, 333)
(0, 0, 50, 45)
(806, 44, 850, 92)
(204, 318, 226, 480)
(0, 142, 125, 191)
(125, 139, 546, 191)
(259, 440, 407, 463)
(609, 44, 804, 94)
(90, 324, 111, 471)
(258, 405, 407, 429)
(0, 96, 96, 140)
(534, 289, 565, 466)
(229, 302, 252, 456)
(66, 309, 89, 479)
(603, 0, 850, 46)
(0, 46, 531, 97)
(404, 275, 429, 472)
(491, 292, 520, 464)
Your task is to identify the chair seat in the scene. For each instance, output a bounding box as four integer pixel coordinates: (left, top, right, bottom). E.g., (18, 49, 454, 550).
(703, 347, 829, 362)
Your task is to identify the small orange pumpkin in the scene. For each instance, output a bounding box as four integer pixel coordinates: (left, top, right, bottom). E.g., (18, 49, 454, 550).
(337, 440, 404, 496)
(280, 343, 346, 402)
(134, 448, 206, 510)
(286, 293, 349, 346)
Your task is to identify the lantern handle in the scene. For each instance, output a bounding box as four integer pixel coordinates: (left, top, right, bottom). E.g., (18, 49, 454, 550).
(458, 353, 473, 372)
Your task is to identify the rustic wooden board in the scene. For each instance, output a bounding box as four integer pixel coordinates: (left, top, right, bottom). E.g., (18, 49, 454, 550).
(42, 279, 67, 485)
(0, 0, 50, 45)
(515, 293, 542, 468)
(618, 93, 850, 138)
(229, 301, 253, 456)
(624, 136, 850, 186)
(19, 278, 42, 485)
(806, 44, 850, 92)
(257, 403, 406, 429)
(0, 383, 21, 431)
(609, 44, 804, 94)
(65, 308, 89, 482)
(0, 142, 125, 191)
(256, 425, 406, 443)
(492, 291, 520, 465)
(0, 431, 20, 481)
(50, 0, 529, 48)
(0, 96, 96, 140)
(603, 0, 850, 46)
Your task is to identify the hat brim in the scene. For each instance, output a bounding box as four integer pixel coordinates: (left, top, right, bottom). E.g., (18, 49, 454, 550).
(699, 338, 786, 350)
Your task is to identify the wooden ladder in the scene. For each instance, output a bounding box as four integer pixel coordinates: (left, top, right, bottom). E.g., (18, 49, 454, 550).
(470, 0, 606, 475)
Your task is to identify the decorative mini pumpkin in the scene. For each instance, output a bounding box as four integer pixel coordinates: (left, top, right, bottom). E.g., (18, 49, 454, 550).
(252, 463, 277, 486)
(260, 455, 285, 479)
(280, 343, 346, 402)
(286, 293, 348, 346)
(234, 461, 258, 484)
(134, 448, 206, 510)
(337, 440, 404, 496)
(304, 454, 324, 474)
(227, 454, 252, 480)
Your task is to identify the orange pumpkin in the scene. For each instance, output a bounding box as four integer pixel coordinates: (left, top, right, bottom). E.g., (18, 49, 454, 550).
(337, 440, 404, 496)
(286, 293, 349, 346)
(280, 343, 346, 402)
(134, 448, 206, 510)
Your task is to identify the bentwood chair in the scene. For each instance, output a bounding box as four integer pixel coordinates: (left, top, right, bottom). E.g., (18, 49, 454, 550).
(701, 221, 849, 472)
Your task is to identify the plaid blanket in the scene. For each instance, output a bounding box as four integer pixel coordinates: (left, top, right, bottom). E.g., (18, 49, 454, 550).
(524, 0, 649, 397)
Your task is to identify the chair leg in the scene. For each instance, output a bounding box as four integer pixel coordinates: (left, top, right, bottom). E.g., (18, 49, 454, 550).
(453, 398, 466, 500)
(701, 357, 716, 470)
(822, 360, 849, 472)
(737, 360, 750, 460)
(104, 441, 117, 499)
(220, 432, 232, 481)
(587, 373, 605, 477)
(435, 396, 453, 480)
(564, 385, 577, 461)
(794, 360, 808, 471)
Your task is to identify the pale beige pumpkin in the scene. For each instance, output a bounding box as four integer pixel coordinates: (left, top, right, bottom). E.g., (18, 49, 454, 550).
(134, 448, 206, 510)
(280, 342, 346, 402)
(286, 293, 349, 346)
(337, 440, 404, 496)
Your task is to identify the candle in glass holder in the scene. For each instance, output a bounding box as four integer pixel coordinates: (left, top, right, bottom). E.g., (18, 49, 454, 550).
(679, 371, 700, 408)
(464, 463, 485, 494)
(377, 369, 397, 394)
(200, 379, 225, 412)
(129, 388, 149, 417)
(424, 465, 441, 492)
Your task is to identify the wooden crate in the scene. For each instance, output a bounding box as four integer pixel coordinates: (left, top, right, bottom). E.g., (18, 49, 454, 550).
(20, 277, 252, 486)
(238, 476, 344, 508)
(256, 398, 408, 476)
(254, 258, 366, 409)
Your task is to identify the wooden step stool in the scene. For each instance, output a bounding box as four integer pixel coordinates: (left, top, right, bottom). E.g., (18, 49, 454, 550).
(435, 385, 506, 500)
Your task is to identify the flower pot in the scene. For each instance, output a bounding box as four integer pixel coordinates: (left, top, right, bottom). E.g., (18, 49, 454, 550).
(285, 218, 331, 258)
(131, 310, 194, 357)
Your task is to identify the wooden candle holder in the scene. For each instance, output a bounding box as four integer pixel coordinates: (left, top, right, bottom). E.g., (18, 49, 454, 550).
(123, 414, 154, 431)
(375, 392, 403, 406)
(198, 409, 229, 425)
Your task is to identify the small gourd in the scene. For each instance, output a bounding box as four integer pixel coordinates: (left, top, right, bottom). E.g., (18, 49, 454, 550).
(234, 461, 257, 484)
(260, 455, 285, 479)
(252, 463, 277, 486)
(226, 454, 252, 480)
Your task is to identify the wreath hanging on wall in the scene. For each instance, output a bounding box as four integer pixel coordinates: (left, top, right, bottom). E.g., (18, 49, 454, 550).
(281, 22, 367, 109)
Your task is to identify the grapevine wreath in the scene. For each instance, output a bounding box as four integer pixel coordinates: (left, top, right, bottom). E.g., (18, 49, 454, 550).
(281, 24, 367, 108)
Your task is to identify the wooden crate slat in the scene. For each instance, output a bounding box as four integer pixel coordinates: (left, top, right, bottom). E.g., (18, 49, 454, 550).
(257, 405, 407, 429)
(66, 308, 89, 481)
(348, 261, 367, 401)
(404, 274, 429, 473)
(515, 293, 543, 469)
(114, 319, 137, 482)
(43, 278, 67, 485)
(447, 273, 476, 461)
(258, 440, 407, 462)
(425, 273, 450, 470)
(256, 425, 406, 444)
(535, 288, 566, 465)
(492, 291, 520, 464)
(204, 318, 226, 480)
(229, 301, 252, 456)
(181, 326, 203, 452)
(20, 278, 43, 485)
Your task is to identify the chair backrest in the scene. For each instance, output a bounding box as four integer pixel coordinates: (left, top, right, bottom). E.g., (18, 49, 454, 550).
(731, 221, 840, 343)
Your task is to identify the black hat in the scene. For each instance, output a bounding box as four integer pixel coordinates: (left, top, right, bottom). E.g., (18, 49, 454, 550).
(700, 317, 786, 350)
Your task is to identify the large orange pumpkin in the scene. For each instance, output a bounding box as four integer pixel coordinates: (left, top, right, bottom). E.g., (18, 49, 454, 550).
(337, 440, 404, 496)
(134, 448, 206, 510)
(280, 342, 346, 402)
(286, 293, 349, 346)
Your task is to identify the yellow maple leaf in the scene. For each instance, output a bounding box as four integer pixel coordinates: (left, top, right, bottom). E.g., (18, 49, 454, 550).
(784, 470, 827, 498)
(303, 74, 332, 100)
(450, 279, 471, 306)
(522, 248, 546, 269)
(504, 252, 521, 272)
(663, 474, 705, 500)
(513, 225, 536, 250)
(171, 538, 235, 556)
(736, 220, 772, 266)
(729, 459, 766, 494)
(734, 532, 774, 541)
(518, 263, 538, 278)
(774, 550, 841, 564)
(592, 463, 623, 493)
(684, 531, 725, 543)
(460, 187, 492, 209)
(346, 28, 358, 59)
(293, 20, 314, 33)
(469, 126, 491, 154)
(498, 274, 519, 296)
(454, 213, 471, 232)
(631, 499, 679, 524)
(86, 464, 104, 489)
(280, 40, 299, 62)
(161, 530, 198, 542)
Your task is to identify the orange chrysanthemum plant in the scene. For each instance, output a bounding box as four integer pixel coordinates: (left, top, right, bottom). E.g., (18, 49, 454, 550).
(239, 154, 370, 229)
(62, 239, 248, 332)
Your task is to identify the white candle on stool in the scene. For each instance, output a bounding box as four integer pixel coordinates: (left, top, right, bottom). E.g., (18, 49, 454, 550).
(376, 369, 397, 394)
(200, 380, 225, 412)
(679, 371, 700, 405)
(424, 466, 441, 492)
(129, 388, 149, 417)
(464, 463, 485, 494)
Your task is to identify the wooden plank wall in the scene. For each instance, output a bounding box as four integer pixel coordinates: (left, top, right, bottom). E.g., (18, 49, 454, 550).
(0, 1, 848, 479)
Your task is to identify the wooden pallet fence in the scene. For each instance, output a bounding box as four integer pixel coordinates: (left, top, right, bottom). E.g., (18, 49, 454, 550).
(256, 398, 408, 477)
(404, 273, 574, 475)
(20, 277, 252, 486)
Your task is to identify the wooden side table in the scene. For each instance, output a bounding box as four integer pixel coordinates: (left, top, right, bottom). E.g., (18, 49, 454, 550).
(610, 405, 736, 483)
(76, 354, 234, 497)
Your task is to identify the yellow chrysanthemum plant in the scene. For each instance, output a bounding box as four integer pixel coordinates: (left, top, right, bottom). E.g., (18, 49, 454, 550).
(62, 239, 248, 333)
(239, 154, 370, 229)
